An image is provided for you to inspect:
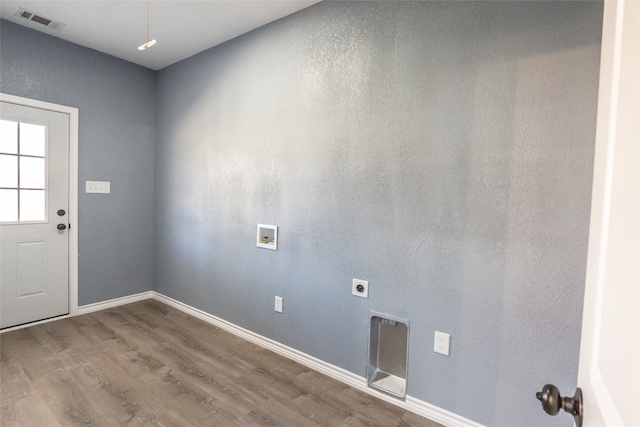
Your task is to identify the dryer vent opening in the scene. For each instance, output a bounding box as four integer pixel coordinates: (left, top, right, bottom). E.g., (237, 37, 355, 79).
(368, 313, 409, 399)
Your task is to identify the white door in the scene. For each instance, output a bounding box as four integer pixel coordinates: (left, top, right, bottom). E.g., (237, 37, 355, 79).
(577, 1, 639, 426)
(0, 101, 70, 329)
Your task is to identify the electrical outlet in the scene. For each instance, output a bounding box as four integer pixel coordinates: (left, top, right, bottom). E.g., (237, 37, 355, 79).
(352, 278, 369, 298)
(275, 296, 283, 313)
(434, 331, 450, 356)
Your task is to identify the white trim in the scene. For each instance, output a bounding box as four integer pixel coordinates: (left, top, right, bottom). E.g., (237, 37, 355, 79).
(577, 2, 639, 426)
(2, 291, 154, 332)
(1, 288, 483, 426)
(68, 102, 79, 316)
(0, 93, 79, 317)
(77, 291, 154, 315)
(404, 396, 486, 427)
(151, 292, 484, 427)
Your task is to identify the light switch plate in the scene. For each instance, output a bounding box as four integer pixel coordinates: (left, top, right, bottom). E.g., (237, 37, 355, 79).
(86, 180, 110, 193)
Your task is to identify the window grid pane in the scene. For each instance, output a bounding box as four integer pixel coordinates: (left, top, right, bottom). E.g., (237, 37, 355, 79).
(19, 190, 45, 222)
(19, 122, 46, 157)
(0, 189, 18, 222)
(0, 120, 18, 154)
(19, 156, 45, 189)
(0, 154, 18, 187)
(0, 120, 48, 223)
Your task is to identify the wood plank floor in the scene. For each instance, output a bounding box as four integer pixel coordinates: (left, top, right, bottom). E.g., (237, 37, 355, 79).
(1, 300, 443, 427)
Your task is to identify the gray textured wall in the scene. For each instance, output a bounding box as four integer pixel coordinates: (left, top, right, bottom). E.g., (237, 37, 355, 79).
(154, 2, 602, 426)
(0, 20, 156, 305)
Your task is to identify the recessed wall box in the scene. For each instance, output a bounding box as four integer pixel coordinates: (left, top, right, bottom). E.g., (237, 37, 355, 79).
(257, 224, 278, 250)
(368, 312, 409, 399)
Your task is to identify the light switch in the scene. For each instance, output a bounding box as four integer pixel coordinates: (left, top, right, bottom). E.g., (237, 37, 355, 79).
(86, 181, 110, 193)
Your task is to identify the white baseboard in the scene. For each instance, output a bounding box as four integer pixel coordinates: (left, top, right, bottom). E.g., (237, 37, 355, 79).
(150, 292, 484, 427)
(75, 291, 482, 427)
(2, 292, 154, 333)
(77, 291, 154, 315)
(404, 396, 486, 427)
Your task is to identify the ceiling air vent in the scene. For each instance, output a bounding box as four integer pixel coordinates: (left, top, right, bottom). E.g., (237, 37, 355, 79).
(14, 8, 66, 31)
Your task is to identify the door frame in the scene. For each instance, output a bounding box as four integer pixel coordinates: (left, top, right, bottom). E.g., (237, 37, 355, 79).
(576, 0, 639, 424)
(0, 93, 79, 328)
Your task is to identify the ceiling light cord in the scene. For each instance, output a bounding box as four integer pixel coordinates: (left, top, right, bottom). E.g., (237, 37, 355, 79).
(138, 0, 156, 51)
(146, 0, 150, 43)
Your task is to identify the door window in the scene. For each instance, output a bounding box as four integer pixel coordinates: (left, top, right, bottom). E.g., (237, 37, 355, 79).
(0, 119, 47, 222)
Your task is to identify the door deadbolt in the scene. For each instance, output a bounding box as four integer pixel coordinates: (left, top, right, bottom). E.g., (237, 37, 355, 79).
(57, 209, 66, 216)
(57, 224, 67, 230)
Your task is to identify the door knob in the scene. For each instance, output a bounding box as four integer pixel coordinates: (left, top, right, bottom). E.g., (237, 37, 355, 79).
(536, 384, 583, 427)
(57, 224, 67, 230)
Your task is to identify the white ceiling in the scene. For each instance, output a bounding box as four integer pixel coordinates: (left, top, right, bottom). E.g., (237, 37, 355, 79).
(0, 1, 320, 70)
